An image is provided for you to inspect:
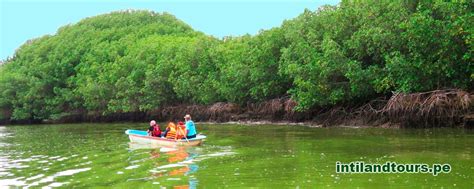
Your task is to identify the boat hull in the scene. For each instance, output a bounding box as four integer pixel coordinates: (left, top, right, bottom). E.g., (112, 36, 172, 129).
(125, 129, 205, 147)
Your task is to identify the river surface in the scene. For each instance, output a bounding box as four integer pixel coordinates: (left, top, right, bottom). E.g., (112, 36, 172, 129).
(0, 123, 472, 188)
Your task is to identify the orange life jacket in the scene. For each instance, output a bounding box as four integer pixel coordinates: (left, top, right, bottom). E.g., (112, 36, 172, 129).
(176, 124, 186, 139)
(166, 122, 186, 139)
(166, 122, 177, 139)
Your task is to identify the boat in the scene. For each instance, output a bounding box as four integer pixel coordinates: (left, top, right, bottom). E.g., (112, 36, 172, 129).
(125, 129, 206, 147)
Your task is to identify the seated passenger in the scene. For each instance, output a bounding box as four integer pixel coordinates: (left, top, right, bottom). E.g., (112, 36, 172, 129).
(183, 114, 197, 139)
(176, 121, 186, 139)
(164, 122, 187, 140)
(164, 122, 177, 139)
(147, 120, 161, 137)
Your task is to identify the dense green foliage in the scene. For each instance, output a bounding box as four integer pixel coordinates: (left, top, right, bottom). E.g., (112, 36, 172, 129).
(0, 1, 472, 121)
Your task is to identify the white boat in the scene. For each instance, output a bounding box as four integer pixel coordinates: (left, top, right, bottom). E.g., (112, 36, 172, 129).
(125, 129, 206, 147)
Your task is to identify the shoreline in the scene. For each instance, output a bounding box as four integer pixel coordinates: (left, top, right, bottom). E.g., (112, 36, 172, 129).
(197, 121, 322, 127)
(0, 120, 387, 129)
(1, 118, 468, 129)
(197, 121, 380, 128)
(1, 89, 472, 128)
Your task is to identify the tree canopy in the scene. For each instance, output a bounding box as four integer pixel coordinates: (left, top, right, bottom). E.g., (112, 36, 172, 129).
(0, 1, 472, 121)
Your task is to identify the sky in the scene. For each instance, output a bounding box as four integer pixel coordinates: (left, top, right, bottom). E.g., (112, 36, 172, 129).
(0, 0, 340, 60)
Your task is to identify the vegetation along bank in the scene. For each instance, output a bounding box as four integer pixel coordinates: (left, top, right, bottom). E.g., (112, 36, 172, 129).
(0, 1, 472, 127)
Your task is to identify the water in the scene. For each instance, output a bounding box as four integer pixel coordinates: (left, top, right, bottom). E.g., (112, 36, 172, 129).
(0, 123, 472, 188)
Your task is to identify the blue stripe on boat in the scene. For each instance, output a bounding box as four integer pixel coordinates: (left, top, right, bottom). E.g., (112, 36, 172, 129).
(125, 129, 148, 136)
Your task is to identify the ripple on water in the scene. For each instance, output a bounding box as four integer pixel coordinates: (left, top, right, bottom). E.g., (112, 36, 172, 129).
(0, 150, 91, 188)
(25, 174, 45, 181)
(0, 127, 13, 138)
(125, 164, 140, 170)
(0, 142, 12, 147)
(0, 178, 26, 187)
(48, 156, 61, 160)
(26, 167, 91, 188)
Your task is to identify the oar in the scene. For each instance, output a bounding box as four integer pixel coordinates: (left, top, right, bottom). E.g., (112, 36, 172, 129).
(183, 133, 190, 144)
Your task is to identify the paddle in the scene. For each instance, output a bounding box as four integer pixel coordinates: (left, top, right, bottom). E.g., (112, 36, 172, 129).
(182, 132, 190, 144)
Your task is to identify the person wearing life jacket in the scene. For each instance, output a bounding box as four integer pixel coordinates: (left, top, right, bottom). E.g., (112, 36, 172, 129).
(176, 121, 186, 139)
(147, 120, 162, 137)
(163, 122, 177, 139)
(164, 122, 187, 140)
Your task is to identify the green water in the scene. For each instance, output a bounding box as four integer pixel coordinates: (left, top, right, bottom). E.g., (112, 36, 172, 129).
(0, 123, 472, 188)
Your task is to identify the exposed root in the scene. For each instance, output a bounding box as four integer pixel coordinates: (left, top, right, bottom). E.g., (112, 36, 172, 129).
(207, 102, 241, 122)
(41, 89, 472, 128)
(381, 89, 472, 127)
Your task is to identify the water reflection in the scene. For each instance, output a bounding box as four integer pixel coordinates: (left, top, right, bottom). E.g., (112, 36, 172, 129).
(128, 143, 200, 188)
(128, 142, 235, 189)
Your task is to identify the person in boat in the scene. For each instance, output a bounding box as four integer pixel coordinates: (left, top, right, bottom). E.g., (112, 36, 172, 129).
(177, 121, 187, 138)
(147, 120, 162, 137)
(162, 122, 173, 138)
(184, 114, 197, 139)
(163, 122, 186, 139)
